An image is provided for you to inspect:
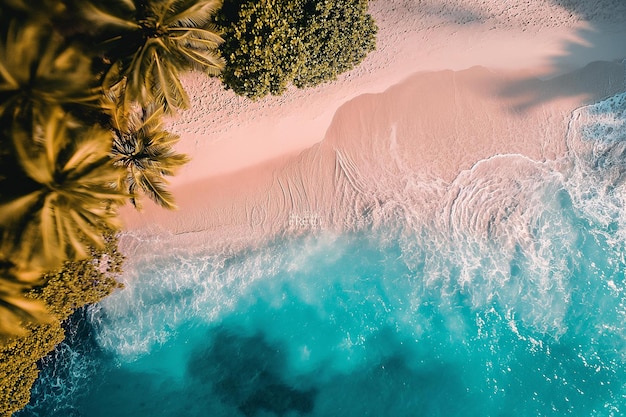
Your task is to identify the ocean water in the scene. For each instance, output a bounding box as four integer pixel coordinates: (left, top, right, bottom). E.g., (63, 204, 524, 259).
(17, 92, 626, 417)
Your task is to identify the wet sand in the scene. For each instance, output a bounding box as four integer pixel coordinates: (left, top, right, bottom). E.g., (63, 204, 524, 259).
(119, 0, 626, 256)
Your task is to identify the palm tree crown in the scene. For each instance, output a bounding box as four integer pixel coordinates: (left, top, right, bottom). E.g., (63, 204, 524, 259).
(108, 96, 189, 209)
(0, 22, 100, 122)
(0, 107, 127, 271)
(83, 0, 225, 113)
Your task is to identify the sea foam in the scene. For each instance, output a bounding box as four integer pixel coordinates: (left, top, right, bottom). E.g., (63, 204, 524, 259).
(18, 88, 626, 417)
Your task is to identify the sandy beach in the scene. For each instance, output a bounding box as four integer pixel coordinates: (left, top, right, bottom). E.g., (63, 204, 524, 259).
(18, 2, 626, 414)
(119, 0, 626, 257)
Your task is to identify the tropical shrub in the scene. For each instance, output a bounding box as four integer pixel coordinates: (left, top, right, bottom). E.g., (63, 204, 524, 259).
(217, 0, 306, 98)
(293, 0, 377, 88)
(216, 0, 377, 99)
(0, 233, 123, 416)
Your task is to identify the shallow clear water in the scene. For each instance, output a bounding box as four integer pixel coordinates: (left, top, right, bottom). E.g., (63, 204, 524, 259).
(17, 92, 626, 417)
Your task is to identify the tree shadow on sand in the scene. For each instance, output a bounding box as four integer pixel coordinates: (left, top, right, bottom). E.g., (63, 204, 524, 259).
(498, 0, 626, 111)
(500, 60, 625, 113)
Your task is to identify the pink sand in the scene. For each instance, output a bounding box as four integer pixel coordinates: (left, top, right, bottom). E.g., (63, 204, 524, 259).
(119, 0, 626, 255)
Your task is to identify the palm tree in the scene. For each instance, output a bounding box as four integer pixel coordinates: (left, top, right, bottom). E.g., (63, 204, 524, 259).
(0, 21, 100, 123)
(82, 0, 225, 113)
(0, 107, 128, 272)
(107, 90, 189, 209)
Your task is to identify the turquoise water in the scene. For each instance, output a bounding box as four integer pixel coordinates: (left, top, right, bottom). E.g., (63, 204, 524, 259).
(18, 92, 626, 416)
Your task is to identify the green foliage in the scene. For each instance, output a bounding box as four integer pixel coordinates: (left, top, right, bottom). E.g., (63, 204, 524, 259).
(217, 0, 306, 98)
(82, 0, 225, 113)
(107, 91, 189, 209)
(0, 0, 206, 338)
(293, 0, 377, 88)
(0, 107, 127, 272)
(0, 321, 64, 416)
(0, 261, 49, 337)
(31, 232, 124, 318)
(217, 0, 377, 100)
(0, 233, 123, 416)
(0, 21, 101, 123)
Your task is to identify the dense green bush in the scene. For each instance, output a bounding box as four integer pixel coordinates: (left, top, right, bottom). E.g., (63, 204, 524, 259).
(0, 322, 65, 416)
(217, 0, 377, 99)
(0, 233, 123, 416)
(293, 1, 377, 88)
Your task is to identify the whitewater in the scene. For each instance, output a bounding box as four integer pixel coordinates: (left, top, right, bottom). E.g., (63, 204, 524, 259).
(14, 73, 626, 416)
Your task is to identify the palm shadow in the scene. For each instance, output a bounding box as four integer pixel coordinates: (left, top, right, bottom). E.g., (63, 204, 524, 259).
(498, 0, 626, 111)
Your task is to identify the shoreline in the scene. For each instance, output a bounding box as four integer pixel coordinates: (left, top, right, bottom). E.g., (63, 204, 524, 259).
(119, 0, 626, 259)
(119, 60, 626, 259)
(162, 0, 626, 187)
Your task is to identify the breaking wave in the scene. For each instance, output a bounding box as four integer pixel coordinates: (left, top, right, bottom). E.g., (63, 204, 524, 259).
(18, 91, 626, 417)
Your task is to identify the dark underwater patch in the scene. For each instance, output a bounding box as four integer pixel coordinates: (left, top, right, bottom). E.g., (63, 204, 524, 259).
(188, 326, 317, 416)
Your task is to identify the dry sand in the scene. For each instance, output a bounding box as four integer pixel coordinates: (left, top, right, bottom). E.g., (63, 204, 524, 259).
(119, 0, 626, 257)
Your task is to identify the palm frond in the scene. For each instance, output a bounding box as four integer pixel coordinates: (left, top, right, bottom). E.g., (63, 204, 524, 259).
(0, 21, 100, 121)
(177, 46, 224, 75)
(0, 260, 49, 337)
(136, 170, 177, 210)
(141, 102, 165, 128)
(170, 26, 224, 45)
(126, 42, 154, 106)
(148, 43, 189, 111)
(164, 0, 222, 28)
(102, 60, 125, 92)
(0, 292, 50, 337)
(101, 80, 132, 132)
(0, 60, 18, 92)
(110, 100, 188, 209)
(0, 107, 127, 270)
(0, 0, 67, 19)
(62, 129, 113, 174)
(0, 192, 43, 226)
(10, 122, 56, 187)
(126, 170, 142, 210)
(81, 2, 140, 30)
